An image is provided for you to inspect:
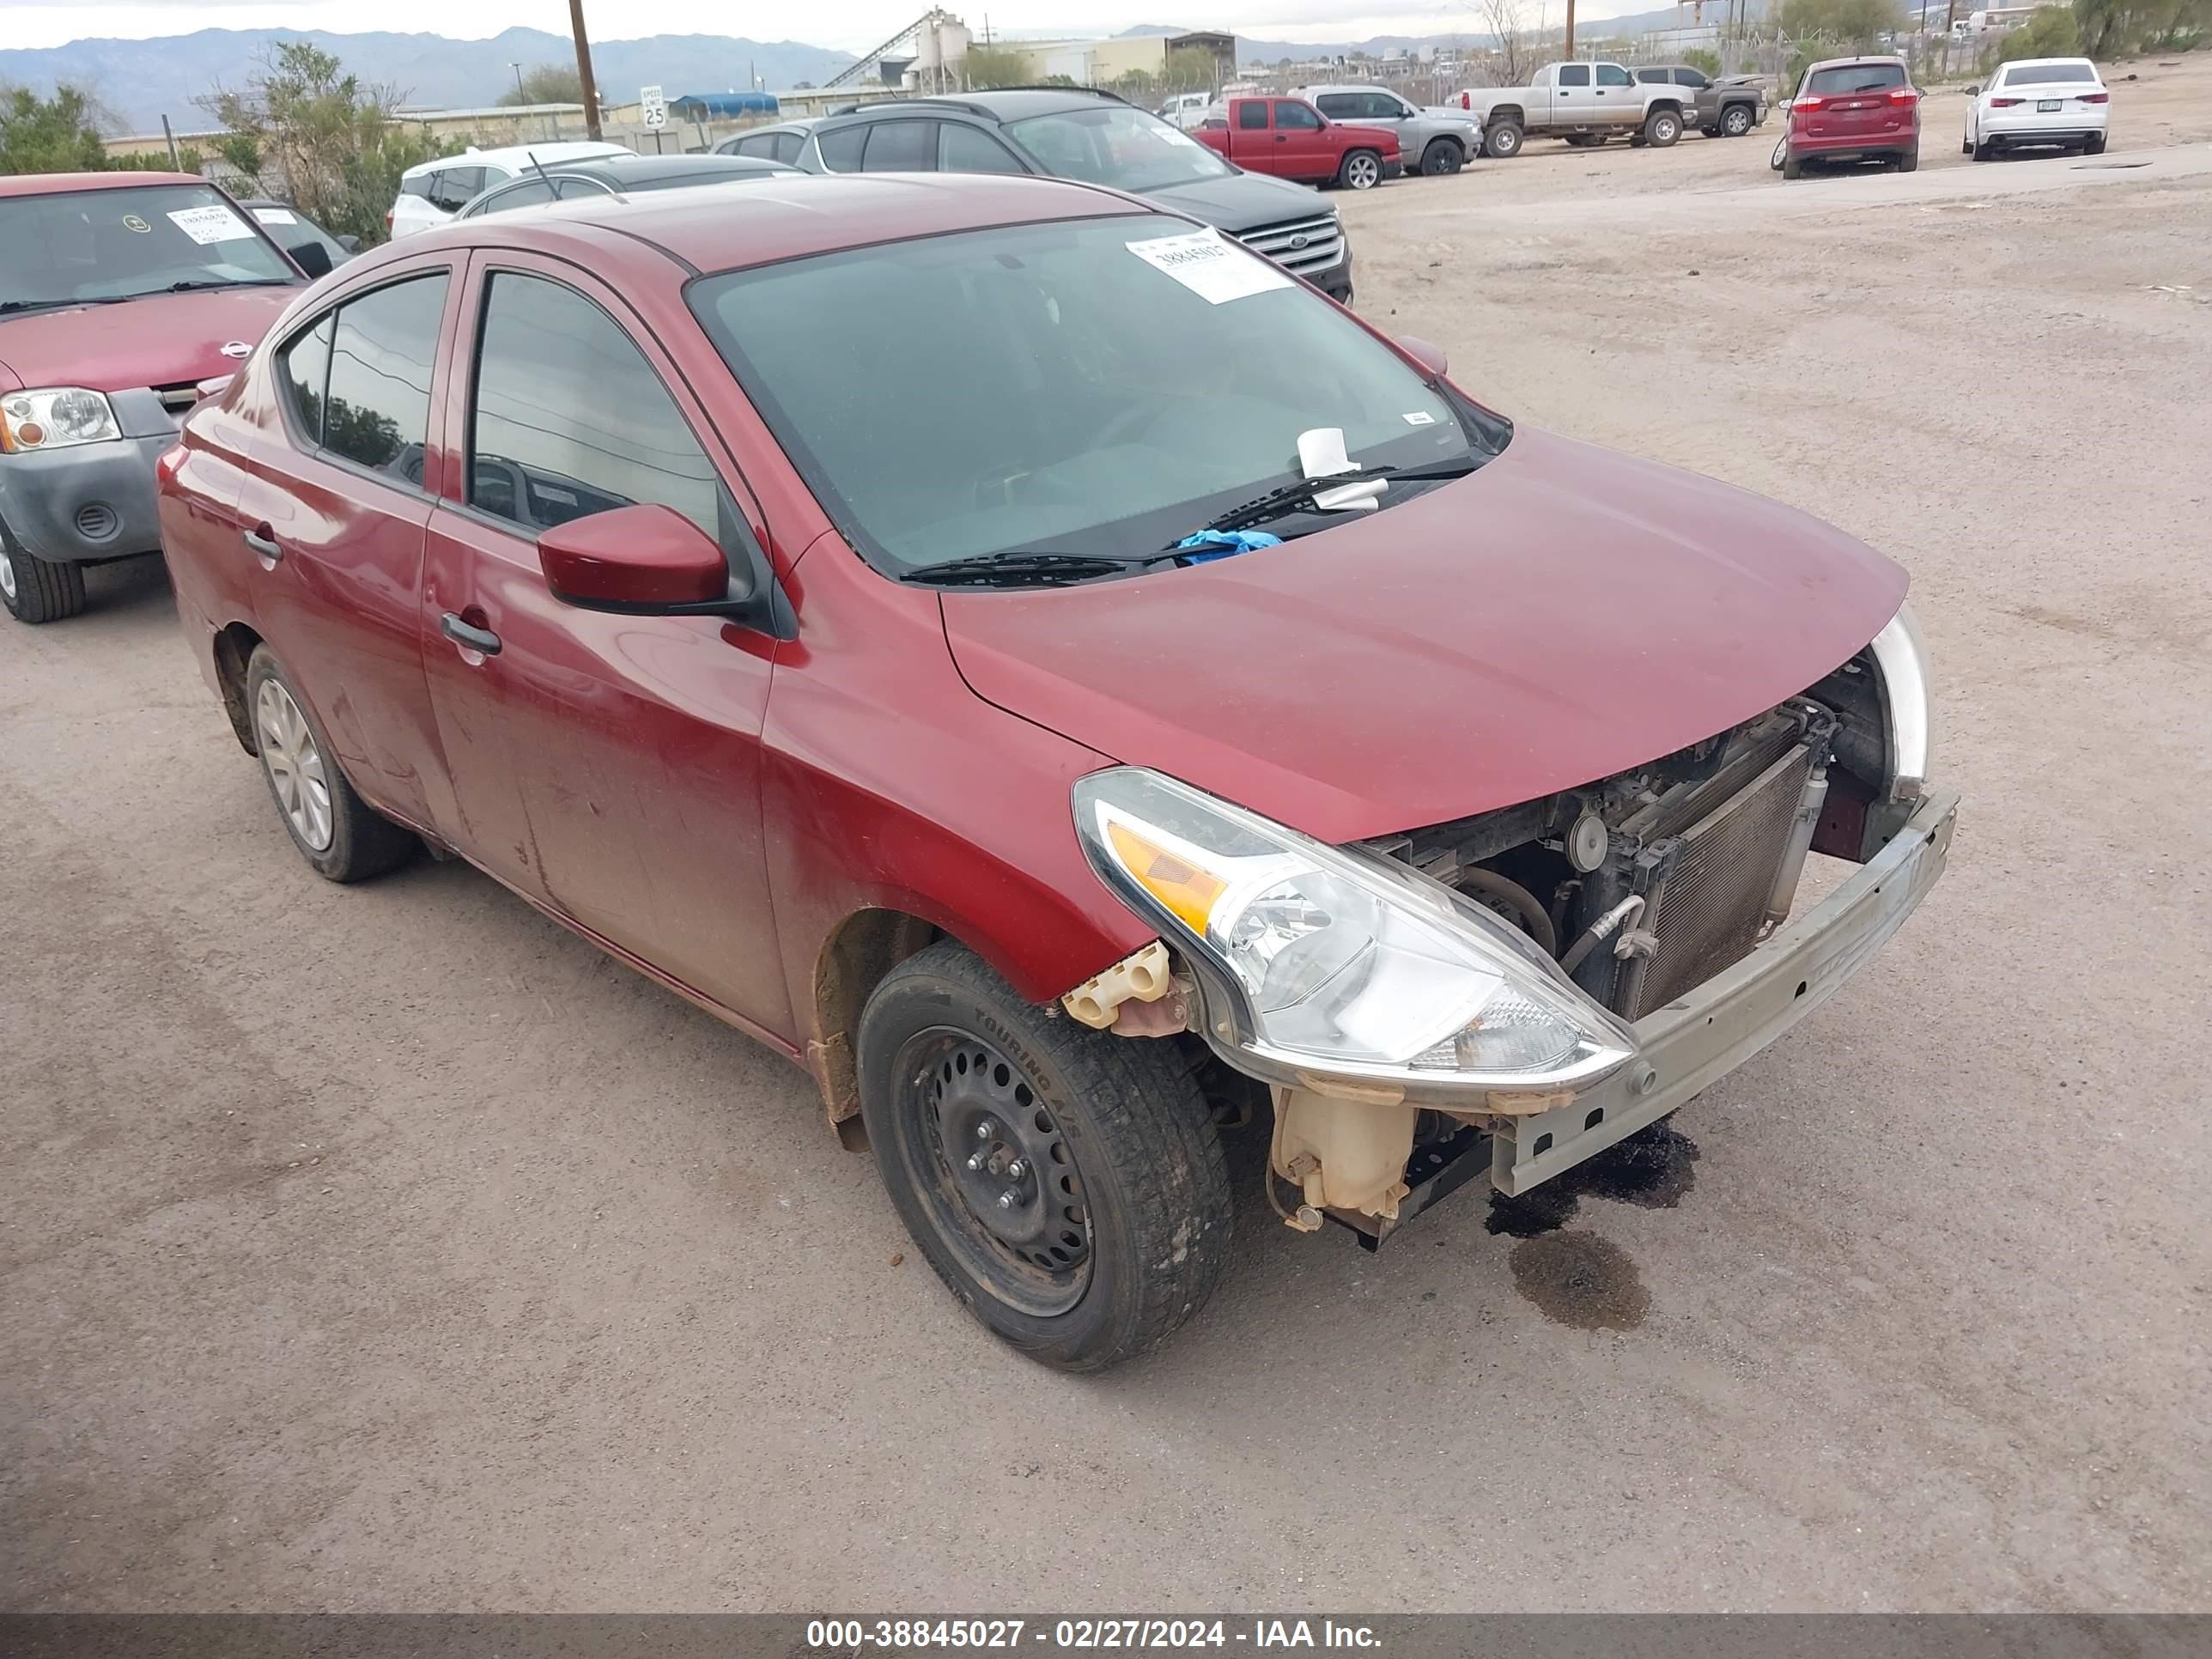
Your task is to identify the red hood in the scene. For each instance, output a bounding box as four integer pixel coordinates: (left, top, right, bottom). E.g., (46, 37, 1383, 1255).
(1335, 122, 1402, 153)
(941, 426, 1907, 845)
(0, 285, 299, 394)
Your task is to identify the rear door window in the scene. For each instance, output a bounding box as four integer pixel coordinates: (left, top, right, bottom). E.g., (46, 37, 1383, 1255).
(322, 275, 448, 476)
(1808, 63, 1905, 94)
(277, 313, 334, 446)
(1558, 65, 1592, 87)
(862, 121, 939, 171)
(1636, 69, 1667, 84)
(772, 132, 805, 164)
(816, 125, 866, 171)
(428, 167, 485, 210)
(468, 271, 721, 537)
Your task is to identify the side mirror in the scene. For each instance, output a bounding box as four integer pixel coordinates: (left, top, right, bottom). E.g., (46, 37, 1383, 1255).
(1395, 334, 1449, 378)
(1965, 84, 1980, 95)
(538, 503, 745, 613)
(337, 234, 362, 253)
(289, 240, 333, 280)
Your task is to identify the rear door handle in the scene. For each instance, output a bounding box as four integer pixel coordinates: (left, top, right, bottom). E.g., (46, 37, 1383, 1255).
(243, 526, 283, 562)
(440, 611, 502, 657)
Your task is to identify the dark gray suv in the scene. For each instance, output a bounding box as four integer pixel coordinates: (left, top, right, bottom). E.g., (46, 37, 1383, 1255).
(796, 88, 1358, 304)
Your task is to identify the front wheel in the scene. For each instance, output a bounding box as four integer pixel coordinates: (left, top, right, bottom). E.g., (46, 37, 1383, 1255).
(1419, 137, 1464, 176)
(0, 535, 87, 625)
(1722, 105, 1754, 138)
(857, 940, 1231, 1372)
(1484, 121, 1522, 159)
(1337, 149, 1382, 190)
(1644, 110, 1682, 149)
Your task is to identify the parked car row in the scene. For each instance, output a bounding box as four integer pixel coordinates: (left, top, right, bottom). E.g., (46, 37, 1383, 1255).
(6, 126, 1954, 1377)
(1772, 54, 2113, 179)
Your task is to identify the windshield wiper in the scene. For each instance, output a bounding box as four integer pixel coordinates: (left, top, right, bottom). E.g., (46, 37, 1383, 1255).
(149, 277, 299, 295)
(0, 296, 134, 316)
(903, 550, 1177, 588)
(1176, 453, 1484, 544)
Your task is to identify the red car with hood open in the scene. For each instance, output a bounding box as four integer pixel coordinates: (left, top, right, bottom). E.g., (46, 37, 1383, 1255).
(156, 173, 1955, 1370)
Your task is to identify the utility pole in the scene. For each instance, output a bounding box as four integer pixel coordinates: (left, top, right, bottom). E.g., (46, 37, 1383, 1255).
(1564, 0, 1577, 59)
(567, 0, 603, 140)
(511, 62, 526, 102)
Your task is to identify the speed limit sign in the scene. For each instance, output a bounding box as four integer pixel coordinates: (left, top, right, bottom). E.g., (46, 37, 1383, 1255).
(640, 85, 667, 131)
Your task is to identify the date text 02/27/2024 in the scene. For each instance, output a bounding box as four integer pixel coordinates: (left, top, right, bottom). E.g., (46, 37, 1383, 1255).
(805, 1619, 1383, 1650)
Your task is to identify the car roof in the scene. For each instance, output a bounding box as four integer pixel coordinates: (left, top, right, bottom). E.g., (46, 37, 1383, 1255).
(827, 88, 1130, 125)
(1804, 55, 1908, 70)
(526, 153, 793, 185)
(401, 140, 629, 179)
(0, 171, 204, 199)
(416, 171, 1163, 276)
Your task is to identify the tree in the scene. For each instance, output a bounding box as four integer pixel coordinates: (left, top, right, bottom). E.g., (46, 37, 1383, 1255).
(1474, 0, 1549, 88)
(499, 64, 584, 106)
(1999, 6, 2084, 58)
(963, 46, 1033, 89)
(1778, 0, 1906, 46)
(0, 84, 107, 175)
(198, 42, 457, 246)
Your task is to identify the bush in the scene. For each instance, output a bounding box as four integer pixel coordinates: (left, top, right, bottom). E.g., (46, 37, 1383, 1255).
(0, 85, 107, 174)
(2001, 7, 2085, 60)
(1682, 47, 1724, 76)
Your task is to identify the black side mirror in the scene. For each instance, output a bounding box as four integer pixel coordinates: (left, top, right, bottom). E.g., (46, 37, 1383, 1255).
(337, 234, 362, 253)
(1965, 84, 1981, 95)
(290, 240, 333, 280)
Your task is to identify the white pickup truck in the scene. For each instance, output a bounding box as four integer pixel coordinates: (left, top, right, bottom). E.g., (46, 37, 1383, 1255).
(1454, 60, 1692, 156)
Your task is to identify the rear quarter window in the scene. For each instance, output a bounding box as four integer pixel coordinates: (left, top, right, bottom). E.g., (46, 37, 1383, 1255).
(816, 125, 866, 172)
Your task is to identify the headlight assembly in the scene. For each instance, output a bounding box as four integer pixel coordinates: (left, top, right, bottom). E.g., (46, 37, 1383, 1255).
(1073, 768, 1637, 1100)
(0, 388, 122, 453)
(1869, 599, 1932, 802)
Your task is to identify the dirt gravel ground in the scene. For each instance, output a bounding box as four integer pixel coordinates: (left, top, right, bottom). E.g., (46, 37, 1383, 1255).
(4, 56, 2210, 1615)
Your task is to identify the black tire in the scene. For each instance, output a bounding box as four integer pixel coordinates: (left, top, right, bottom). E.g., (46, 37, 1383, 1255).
(1700, 125, 1721, 138)
(1897, 148, 1918, 173)
(1419, 137, 1463, 176)
(1335, 148, 1382, 190)
(1972, 137, 1995, 161)
(2084, 133, 2106, 155)
(1783, 153, 1805, 180)
(245, 644, 418, 883)
(1484, 120, 1522, 159)
(857, 939, 1231, 1372)
(0, 532, 87, 625)
(1644, 109, 1682, 148)
(1722, 104, 1754, 138)
(1962, 135, 1973, 155)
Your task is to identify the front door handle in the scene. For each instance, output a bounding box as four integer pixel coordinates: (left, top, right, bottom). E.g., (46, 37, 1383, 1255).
(440, 611, 501, 657)
(243, 526, 283, 562)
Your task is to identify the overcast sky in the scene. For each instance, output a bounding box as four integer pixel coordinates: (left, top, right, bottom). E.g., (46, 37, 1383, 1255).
(7, 2, 1655, 55)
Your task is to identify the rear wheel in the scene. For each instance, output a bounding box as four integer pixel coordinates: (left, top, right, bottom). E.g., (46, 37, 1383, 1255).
(857, 939, 1232, 1372)
(0, 535, 87, 625)
(1972, 137, 1995, 161)
(1897, 148, 1918, 173)
(1484, 120, 1522, 159)
(246, 646, 418, 883)
(1419, 137, 1464, 175)
(2084, 132, 2106, 155)
(1644, 109, 1682, 148)
(1783, 152, 1805, 180)
(1721, 104, 1754, 138)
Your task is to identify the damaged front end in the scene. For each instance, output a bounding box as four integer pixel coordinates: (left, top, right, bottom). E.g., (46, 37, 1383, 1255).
(1069, 602, 1956, 1245)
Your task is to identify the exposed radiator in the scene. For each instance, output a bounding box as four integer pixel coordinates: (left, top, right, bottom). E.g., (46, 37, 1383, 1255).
(1615, 738, 1819, 1018)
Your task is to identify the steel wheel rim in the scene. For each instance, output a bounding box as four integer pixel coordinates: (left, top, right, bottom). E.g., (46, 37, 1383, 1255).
(901, 1028, 1091, 1316)
(255, 678, 334, 851)
(1349, 155, 1379, 188)
(1725, 107, 1751, 136)
(0, 545, 15, 604)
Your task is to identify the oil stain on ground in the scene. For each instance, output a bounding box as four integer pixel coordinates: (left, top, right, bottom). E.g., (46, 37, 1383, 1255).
(1508, 1232, 1651, 1331)
(1484, 1119, 1701, 1238)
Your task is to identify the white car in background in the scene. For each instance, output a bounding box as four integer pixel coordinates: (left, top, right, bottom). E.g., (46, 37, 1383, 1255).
(386, 140, 630, 238)
(1965, 57, 2111, 159)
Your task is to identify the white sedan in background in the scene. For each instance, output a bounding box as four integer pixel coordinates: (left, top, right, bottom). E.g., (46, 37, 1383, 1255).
(1965, 58, 2111, 159)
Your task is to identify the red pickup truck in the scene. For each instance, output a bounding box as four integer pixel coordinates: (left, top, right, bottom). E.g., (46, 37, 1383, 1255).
(1197, 95, 1402, 190)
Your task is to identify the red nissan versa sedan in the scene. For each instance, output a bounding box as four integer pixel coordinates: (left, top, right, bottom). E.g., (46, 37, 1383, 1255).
(157, 174, 1955, 1370)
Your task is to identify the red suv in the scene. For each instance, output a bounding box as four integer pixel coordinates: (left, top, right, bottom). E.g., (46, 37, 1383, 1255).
(2, 173, 313, 623)
(1780, 56, 1922, 178)
(158, 174, 1954, 1370)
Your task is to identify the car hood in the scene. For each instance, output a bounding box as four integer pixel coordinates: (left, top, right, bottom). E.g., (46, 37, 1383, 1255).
(940, 426, 1907, 846)
(0, 286, 300, 395)
(1143, 171, 1333, 232)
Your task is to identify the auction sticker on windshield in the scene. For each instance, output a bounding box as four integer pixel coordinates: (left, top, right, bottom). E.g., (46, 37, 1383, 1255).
(1127, 228, 1292, 305)
(167, 204, 255, 246)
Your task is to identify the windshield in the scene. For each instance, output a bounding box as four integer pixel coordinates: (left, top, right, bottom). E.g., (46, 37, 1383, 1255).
(0, 184, 297, 314)
(1006, 106, 1236, 192)
(690, 214, 1499, 575)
